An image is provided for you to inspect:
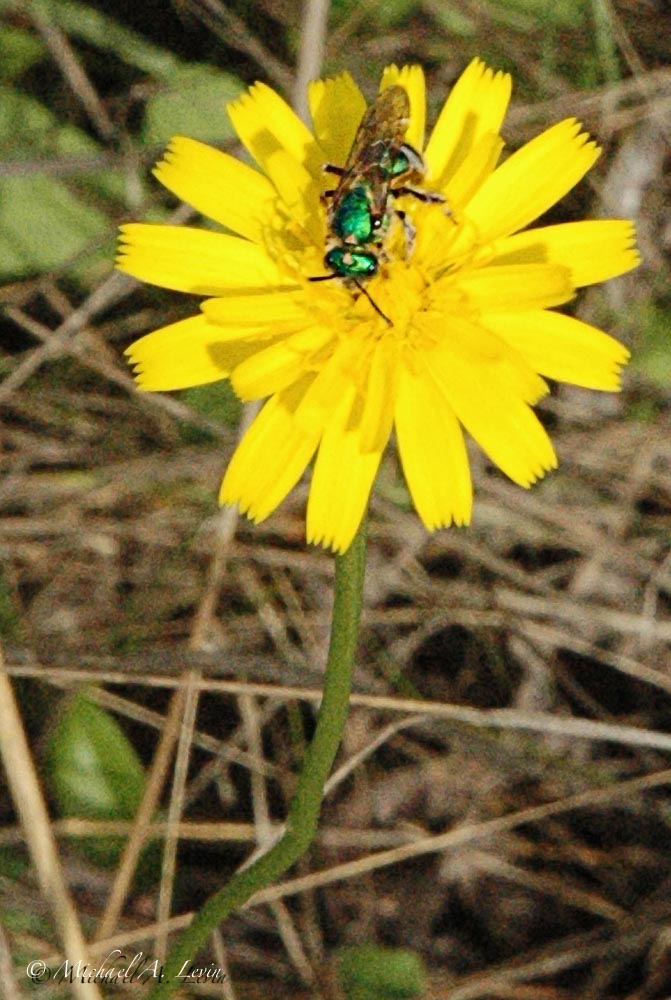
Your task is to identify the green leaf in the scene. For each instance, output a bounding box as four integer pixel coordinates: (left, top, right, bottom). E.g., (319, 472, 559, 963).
(490, 0, 587, 29)
(0, 172, 112, 278)
(0, 84, 58, 148)
(591, 0, 621, 83)
(0, 25, 46, 80)
(0, 83, 106, 165)
(47, 693, 146, 818)
(182, 382, 242, 424)
(423, 3, 477, 36)
(29, 0, 179, 78)
(632, 304, 671, 388)
(370, 0, 416, 27)
(0, 87, 122, 278)
(143, 64, 242, 146)
(338, 945, 426, 999)
(45, 693, 150, 869)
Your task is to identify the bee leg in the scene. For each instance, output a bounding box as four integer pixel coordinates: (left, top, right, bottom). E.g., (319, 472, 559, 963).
(395, 209, 416, 257)
(393, 185, 446, 205)
(320, 165, 342, 203)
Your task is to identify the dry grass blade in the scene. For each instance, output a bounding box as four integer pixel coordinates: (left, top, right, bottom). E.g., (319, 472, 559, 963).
(94, 688, 186, 942)
(155, 670, 200, 963)
(0, 646, 102, 1000)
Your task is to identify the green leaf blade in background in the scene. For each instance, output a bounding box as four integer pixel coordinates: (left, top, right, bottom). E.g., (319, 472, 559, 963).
(45, 692, 157, 876)
(142, 63, 241, 146)
(338, 945, 426, 1000)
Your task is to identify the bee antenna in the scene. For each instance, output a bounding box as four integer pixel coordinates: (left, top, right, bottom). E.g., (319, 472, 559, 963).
(352, 280, 392, 325)
(307, 274, 392, 326)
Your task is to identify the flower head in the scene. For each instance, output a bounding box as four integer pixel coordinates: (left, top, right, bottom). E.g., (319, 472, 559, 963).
(118, 59, 639, 553)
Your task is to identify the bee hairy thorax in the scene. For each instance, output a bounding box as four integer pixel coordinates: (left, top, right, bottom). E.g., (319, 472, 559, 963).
(309, 85, 444, 322)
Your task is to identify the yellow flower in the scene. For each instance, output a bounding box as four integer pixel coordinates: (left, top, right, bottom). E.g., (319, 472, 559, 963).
(119, 59, 639, 553)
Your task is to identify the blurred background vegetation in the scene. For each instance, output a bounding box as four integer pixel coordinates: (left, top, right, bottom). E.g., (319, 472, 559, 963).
(1, 0, 670, 997)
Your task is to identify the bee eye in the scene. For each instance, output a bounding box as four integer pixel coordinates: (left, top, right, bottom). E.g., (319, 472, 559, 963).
(390, 152, 410, 177)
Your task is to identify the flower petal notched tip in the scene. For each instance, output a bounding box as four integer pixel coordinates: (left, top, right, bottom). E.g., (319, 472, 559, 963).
(306, 527, 348, 556)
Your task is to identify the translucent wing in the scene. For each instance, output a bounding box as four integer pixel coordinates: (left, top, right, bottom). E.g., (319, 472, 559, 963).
(345, 86, 410, 172)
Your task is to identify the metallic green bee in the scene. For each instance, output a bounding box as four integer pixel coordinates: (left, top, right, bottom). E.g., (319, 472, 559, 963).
(310, 85, 443, 320)
(326, 86, 422, 251)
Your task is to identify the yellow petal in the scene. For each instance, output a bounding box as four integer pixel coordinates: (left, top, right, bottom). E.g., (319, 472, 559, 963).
(153, 137, 276, 243)
(308, 72, 366, 167)
(221, 380, 321, 523)
(228, 82, 321, 175)
(117, 224, 290, 295)
(359, 339, 398, 454)
(482, 309, 630, 390)
(443, 131, 504, 209)
(395, 357, 472, 529)
(425, 314, 556, 486)
(423, 311, 549, 405)
(440, 262, 575, 312)
(489, 220, 640, 287)
(425, 58, 512, 187)
(125, 314, 264, 390)
(379, 64, 426, 151)
(230, 326, 334, 401)
(412, 203, 459, 274)
(292, 337, 356, 433)
(227, 82, 323, 223)
(307, 388, 383, 553)
(260, 147, 322, 241)
(462, 119, 600, 245)
(202, 291, 311, 332)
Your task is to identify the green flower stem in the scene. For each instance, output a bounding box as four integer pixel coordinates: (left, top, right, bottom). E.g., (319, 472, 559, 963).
(149, 519, 367, 997)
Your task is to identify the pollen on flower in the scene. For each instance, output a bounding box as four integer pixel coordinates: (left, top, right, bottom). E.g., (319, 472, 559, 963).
(118, 58, 639, 554)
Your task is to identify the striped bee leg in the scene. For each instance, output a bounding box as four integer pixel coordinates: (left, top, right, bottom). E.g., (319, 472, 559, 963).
(393, 185, 446, 205)
(395, 209, 416, 257)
